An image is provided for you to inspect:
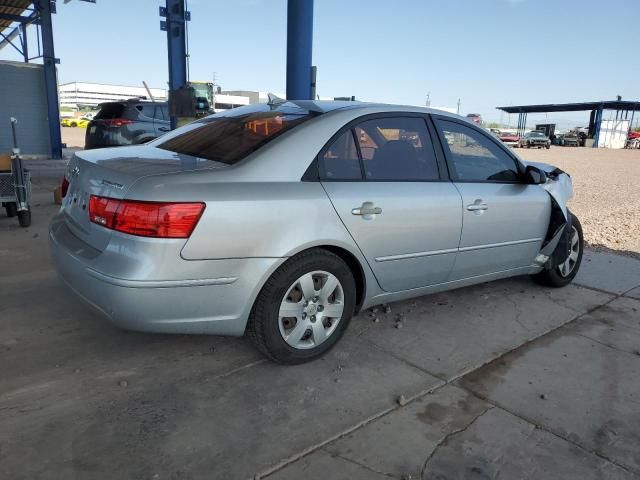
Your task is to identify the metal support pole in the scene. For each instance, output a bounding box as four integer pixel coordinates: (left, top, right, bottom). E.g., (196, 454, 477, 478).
(286, 0, 314, 100)
(592, 106, 603, 148)
(164, 0, 188, 129)
(20, 23, 28, 62)
(39, 0, 62, 159)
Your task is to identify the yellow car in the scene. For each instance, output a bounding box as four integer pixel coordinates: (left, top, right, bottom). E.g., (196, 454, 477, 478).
(60, 117, 91, 128)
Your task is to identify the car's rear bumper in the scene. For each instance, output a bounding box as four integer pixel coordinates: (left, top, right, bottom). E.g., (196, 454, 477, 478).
(49, 217, 284, 336)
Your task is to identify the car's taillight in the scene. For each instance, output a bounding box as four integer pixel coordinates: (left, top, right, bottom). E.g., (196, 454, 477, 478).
(104, 118, 133, 128)
(61, 176, 70, 198)
(89, 195, 205, 238)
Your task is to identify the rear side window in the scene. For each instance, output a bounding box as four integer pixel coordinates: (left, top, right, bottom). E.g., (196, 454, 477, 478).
(436, 119, 520, 182)
(94, 103, 125, 120)
(138, 105, 156, 119)
(155, 104, 317, 164)
(356, 117, 439, 181)
(319, 130, 361, 180)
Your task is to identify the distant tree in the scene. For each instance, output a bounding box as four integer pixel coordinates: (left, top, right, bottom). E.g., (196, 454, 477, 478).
(486, 122, 500, 129)
(634, 126, 640, 132)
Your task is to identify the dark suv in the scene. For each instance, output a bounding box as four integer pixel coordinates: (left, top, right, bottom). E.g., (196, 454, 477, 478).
(85, 99, 170, 149)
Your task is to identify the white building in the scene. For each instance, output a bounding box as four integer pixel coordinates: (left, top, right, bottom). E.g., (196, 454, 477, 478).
(59, 82, 167, 109)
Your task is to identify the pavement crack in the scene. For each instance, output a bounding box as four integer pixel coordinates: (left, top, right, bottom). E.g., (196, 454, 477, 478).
(325, 449, 399, 479)
(420, 406, 494, 477)
(505, 295, 530, 332)
(573, 332, 640, 359)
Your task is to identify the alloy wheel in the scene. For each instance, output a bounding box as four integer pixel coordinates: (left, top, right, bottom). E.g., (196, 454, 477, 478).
(278, 270, 344, 349)
(558, 226, 580, 277)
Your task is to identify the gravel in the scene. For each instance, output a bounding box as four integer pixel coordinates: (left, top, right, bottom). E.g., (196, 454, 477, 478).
(518, 147, 640, 259)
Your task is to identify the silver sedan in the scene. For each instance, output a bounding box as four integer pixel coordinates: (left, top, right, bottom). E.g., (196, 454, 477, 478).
(49, 100, 582, 363)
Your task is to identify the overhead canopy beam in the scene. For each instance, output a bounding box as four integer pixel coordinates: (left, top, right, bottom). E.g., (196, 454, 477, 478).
(498, 100, 640, 114)
(0, 10, 39, 51)
(286, 0, 314, 100)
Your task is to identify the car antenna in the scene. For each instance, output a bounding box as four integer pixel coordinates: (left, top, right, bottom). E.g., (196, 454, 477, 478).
(267, 93, 286, 108)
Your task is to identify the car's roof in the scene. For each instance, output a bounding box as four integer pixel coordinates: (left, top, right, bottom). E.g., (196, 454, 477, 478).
(287, 100, 459, 118)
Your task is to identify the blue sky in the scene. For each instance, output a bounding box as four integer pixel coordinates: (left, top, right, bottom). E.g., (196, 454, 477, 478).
(5, 0, 639, 126)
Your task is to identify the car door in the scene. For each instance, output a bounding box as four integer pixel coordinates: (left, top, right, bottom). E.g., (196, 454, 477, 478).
(433, 116, 551, 281)
(320, 115, 463, 292)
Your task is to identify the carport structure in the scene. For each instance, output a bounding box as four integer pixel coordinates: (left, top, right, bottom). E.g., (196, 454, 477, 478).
(497, 100, 640, 147)
(0, 0, 315, 158)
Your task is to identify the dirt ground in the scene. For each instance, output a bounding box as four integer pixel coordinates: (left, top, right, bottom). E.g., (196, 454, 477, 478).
(517, 147, 640, 259)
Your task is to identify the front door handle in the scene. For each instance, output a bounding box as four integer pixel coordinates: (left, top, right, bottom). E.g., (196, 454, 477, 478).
(352, 202, 382, 217)
(466, 199, 488, 212)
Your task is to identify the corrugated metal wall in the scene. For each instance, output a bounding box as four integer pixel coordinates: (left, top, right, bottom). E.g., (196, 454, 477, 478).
(0, 60, 51, 156)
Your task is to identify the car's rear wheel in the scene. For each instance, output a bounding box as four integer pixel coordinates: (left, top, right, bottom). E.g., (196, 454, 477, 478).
(247, 249, 356, 364)
(532, 214, 583, 288)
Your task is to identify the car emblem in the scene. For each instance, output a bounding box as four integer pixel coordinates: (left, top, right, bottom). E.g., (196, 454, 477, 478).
(71, 166, 80, 177)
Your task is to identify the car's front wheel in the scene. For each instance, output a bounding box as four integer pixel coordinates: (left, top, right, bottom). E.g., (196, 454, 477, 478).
(532, 214, 583, 288)
(247, 249, 356, 364)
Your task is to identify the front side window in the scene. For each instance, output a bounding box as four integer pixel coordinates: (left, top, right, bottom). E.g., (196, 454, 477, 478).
(436, 119, 521, 182)
(155, 104, 318, 164)
(354, 117, 439, 181)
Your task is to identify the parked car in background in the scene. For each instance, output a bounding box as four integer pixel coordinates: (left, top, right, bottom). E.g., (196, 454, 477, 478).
(466, 113, 483, 125)
(51, 101, 582, 364)
(499, 131, 520, 147)
(518, 131, 551, 149)
(563, 132, 580, 147)
(61, 117, 91, 128)
(85, 99, 170, 149)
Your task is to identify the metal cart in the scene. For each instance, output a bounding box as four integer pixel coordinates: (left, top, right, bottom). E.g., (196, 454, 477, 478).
(1, 118, 32, 227)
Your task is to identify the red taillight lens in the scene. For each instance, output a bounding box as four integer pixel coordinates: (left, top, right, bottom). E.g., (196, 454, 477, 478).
(89, 195, 205, 238)
(61, 177, 70, 198)
(104, 118, 133, 128)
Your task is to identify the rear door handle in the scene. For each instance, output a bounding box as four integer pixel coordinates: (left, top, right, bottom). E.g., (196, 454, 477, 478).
(352, 202, 382, 216)
(158, 126, 171, 132)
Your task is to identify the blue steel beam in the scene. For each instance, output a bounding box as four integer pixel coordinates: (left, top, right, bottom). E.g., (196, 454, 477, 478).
(592, 105, 603, 148)
(163, 0, 188, 129)
(39, 0, 63, 159)
(286, 0, 313, 100)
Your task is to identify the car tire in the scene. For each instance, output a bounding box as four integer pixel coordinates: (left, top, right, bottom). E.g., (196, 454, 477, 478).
(70, 122, 77, 127)
(17, 209, 31, 227)
(247, 248, 357, 364)
(532, 214, 583, 288)
(546, 145, 551, 149)
(5, 202, 17, 217)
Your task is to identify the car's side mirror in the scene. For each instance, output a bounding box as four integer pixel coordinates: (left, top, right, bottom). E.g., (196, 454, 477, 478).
(525, 165, 547, 184)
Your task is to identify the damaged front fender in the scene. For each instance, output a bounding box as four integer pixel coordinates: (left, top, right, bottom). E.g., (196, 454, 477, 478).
(526, 161, 574, 267)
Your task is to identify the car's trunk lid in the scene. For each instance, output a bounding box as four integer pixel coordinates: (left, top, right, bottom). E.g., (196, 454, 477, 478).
(62, 145, 221, 251)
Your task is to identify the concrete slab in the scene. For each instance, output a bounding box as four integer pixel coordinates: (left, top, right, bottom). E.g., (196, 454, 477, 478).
(423, 404, 637, 480)
(575, 250, 640, 294)
(625, 286, 640, 301)
(0, 334, 440, 480)
(359, 277, 612, 380)
(460, 299, 640, 474)
(324, 385, 489, 479)
(565, 296, 640, 357)
(275, 385, 635, 480)
(269, 449, 390, 480)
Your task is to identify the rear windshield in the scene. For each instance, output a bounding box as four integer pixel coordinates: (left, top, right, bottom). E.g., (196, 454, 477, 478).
(95, 103, 126, 120)
(154, 103, 318, 165)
